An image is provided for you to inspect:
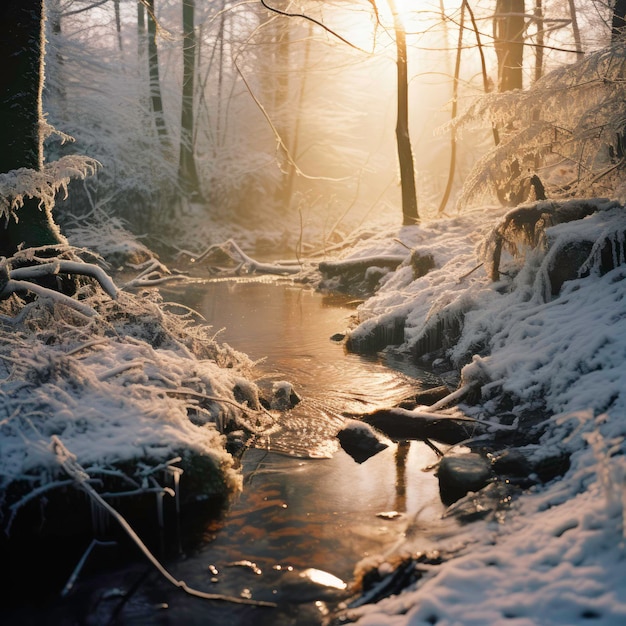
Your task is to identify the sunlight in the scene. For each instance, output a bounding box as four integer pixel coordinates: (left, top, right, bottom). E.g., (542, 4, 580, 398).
(340, 0, 463, 52)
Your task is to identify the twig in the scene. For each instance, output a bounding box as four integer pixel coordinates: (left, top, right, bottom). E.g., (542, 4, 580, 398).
(1, 279, 97, 317)
(50, 436, 277, 608)
(457, 262, 484, 282)
(62, 539, 117, 598)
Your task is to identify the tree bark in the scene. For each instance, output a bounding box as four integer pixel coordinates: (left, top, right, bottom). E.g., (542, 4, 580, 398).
(387, 0, 419, 225)
(613, 0, 626, 42)
(494, 0, 525, 92)
(0, 0, 64, 255)
(178, 0, 201, 197)
(146, 0, 169, 144)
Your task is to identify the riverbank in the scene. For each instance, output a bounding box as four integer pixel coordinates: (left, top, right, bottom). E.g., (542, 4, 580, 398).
(309, 201, 626, 624)
(2, 201, 625, 624)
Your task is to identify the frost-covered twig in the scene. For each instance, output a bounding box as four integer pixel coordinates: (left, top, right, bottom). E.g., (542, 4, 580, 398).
(97, 359, 145, 381)
(1, 279, 97, 317)
(194, 239, 303, 275)
(50, 436, 276, 607)
(10, 260, 118, 299)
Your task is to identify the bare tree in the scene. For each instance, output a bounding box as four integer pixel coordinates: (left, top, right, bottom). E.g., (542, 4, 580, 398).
(494, 0, 525, 92)
(178, 0, 202, 197)
(386, 0, 419, 225)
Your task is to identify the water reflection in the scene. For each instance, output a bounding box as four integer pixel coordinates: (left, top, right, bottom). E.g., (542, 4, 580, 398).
(164, 278, 433, 458)
(148, 279, 445, 625)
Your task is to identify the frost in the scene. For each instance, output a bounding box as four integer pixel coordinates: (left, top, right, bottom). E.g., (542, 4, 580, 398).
(0, 155, 99, 220)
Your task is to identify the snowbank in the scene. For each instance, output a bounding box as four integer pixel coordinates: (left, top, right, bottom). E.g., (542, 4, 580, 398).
(0, 262, 265, 533)
(335, 200, 626, 625)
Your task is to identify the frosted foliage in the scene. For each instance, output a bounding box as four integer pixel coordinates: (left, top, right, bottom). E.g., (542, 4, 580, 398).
(457, 43, 626, 207)
(0, 285, 261, 522)
(0, 156, 99, 219)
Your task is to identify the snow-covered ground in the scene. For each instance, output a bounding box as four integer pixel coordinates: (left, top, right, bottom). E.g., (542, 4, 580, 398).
(327, 201, 626, 624)
(2, 200, 626, 623)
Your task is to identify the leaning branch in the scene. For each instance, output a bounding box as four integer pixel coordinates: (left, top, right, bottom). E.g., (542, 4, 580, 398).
(259, 0, 372, 53)
(50, 436, 277, 608)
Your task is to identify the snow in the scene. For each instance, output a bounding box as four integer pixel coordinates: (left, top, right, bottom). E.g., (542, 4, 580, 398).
(0, 246, 267, 528)
(2, 197, 626, 623)
(330, 200, 626, 625)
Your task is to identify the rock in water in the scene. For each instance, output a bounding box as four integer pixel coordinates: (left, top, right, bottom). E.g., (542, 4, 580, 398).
(337, 420, 389, 463)
(271, 381, 302, 410)
(437, 452, 493, 506)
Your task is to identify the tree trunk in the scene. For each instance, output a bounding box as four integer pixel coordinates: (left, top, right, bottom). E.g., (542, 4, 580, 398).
(178, 0, 201, 197)
(533, 0, 543, 82)
(146, 0, 169, 144)
(387, 0, 419, 225)
(0, 0, 64, 255)
(114, 0, 123, 52)
(613, 0, 626, 42)
(494, 0, 525, 92)
(568, 0, 583, 54)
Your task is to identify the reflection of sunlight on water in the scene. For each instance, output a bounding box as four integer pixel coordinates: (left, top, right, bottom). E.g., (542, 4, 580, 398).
(167, 279, 439, 459)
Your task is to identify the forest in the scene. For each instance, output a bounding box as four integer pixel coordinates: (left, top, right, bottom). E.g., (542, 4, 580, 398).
(1, 1, 626, 624)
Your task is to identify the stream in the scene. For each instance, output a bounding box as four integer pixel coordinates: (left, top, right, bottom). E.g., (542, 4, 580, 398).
(142, 278, 447, 625)
(4, 278, 449, 625)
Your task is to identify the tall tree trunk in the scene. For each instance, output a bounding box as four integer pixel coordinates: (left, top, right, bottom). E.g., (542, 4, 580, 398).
(114, 0, 123, 52)
(178, 0, 201, 197)
(533, 0, 543, 82)
(437, 2, 465, 216)
(568, 0, 583, 54)
(494, 0, 525, 92)
(283, 22, 313, 211)
(0, 0, 64, 254)
(387, 0, 419, 225)
(138, 0, 146, 64)
(146, 0, 169, 144)
(273, 18, 293, 207)
(612, 0, 626, 42)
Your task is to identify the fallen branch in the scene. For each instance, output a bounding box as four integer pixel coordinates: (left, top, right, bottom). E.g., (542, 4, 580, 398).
(9, 260, 118, 299)
(193, 239, 302, 276)
(50, 436, 277, 608)
(360, 407, 479, 445)
(319, 255, 406, 277)
(1, 279, 97, 317)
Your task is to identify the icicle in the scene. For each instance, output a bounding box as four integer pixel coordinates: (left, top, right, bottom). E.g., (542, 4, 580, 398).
(156, 491, 164, 529)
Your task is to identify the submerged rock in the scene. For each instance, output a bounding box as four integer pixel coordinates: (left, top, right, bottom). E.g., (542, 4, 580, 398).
(437, 452, 493, 506)
(270, 381, 302, 410)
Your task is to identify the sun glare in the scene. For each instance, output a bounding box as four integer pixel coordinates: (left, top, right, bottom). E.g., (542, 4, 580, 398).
(340, 0, 462, 52)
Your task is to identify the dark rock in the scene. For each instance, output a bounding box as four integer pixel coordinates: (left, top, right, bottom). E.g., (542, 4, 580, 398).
(410, 250, 436, 280)
(548, 241, 593, 295)
(330, 332, 346, 342)
(437, 453, 493, 506)
(270, 381, 301, 410)
(491, 448, 531, 477)
(443, 481, 518, 523)
(532, 452, 571, 483)
(337, 421, 388, 463)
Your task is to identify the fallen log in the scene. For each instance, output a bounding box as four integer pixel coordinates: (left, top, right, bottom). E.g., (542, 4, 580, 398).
(319, 255, 406, 277)
(360, 407, 480, 445)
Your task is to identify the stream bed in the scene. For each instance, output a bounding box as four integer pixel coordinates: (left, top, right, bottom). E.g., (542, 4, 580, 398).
(142, 278, 447, 625)
(4, 278, 449, 625)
